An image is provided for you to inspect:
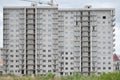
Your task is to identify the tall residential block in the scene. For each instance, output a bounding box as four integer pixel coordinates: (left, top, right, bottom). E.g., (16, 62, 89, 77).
(3, 5, 115, 76)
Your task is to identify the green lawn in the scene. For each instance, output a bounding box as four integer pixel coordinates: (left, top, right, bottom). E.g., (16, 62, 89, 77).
(0, 72, 120, 80)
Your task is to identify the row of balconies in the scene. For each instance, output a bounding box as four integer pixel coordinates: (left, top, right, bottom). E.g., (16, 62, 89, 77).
(75, 14, 95, 17)
(76, 19, 95, 22)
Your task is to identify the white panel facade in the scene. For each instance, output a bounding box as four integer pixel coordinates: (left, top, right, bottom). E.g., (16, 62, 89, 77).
(3, 6, 115, 76)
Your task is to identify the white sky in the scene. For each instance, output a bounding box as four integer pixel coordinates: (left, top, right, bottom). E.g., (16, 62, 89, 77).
(0, 0, 120, 54)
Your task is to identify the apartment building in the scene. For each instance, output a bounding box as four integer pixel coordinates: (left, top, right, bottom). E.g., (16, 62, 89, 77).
(0, 48, 3, 74)
(3, 5, 115, 76)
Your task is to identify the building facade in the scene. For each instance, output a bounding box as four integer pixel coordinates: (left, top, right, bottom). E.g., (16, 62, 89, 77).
(3, 5, 115, 75)
(113, 54, 120, 71)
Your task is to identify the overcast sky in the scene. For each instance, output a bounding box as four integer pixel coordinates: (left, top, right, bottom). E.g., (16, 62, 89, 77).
(0, 0, 120, 54)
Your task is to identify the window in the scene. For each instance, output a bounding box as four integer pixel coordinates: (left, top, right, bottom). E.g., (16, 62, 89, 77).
(103, 67, 106, 70)
(71, 67, 74, 70)
(103, 62, 105, 64)
(98, 67, 101, 70)
(65, 57, 68, 60)
(43, 60, 46, 62)
(16, 65, 19, 68)
(48, 70, 51, 72)
(108, 62, 111, 64)
(16, 45, 19, 47)
(65, 62, 68, 65)
(48, 65, 51, 67)
(108, 67, 111, 70)
(108, 57, 111, 59)
(61, 52, 64, 55)
(66, 52, 68, 55)
(10, 65, 13, 67)
(65, 67, 68, 70)
(43, 55, 46, 57)
(10, 50, 13, 52)
(98, 72, 101, 74)
(70, 57, 74, 60)
(103, 57, 106, 59)
(71, 62, 73, 65)
(48, 55, 51, 57)
(10, 45, 13, 47)
(48, 60, 51, 62)
(103, 16, 106, 19)
(108, 47, 111, 49)
(10, 55, 13, 57)
(48, 50, 51, 52)
(43, 70, 46, 72)
(43, 50, 46, 52)
(16, 50, 19, 52)
(16, 60, 19, 62)
(10, 60, 13, 62)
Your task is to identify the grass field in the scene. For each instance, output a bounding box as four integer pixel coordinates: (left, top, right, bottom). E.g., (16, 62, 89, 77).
(0, 72, 120, 80)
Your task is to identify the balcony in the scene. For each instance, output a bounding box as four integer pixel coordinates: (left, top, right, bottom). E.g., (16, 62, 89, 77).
(81, 27, 89, 32)
(26, 50, 34, 54)
(27, 60, 34, 64)
(82, 57, 90, 62)
(27, 21, 35, 25)
(27, 66, 34, 69)
(113, 49, 115, 52)
(82, 63, 89, 67)
(112, 23, 115, 27)
(113, 28, 115, 32)
(27, 45, 35, 49)
(82, 42, 89, 47)
(27, 35, 35, 39)
(113, 34, 115, 37)
(92, 44, 97, 47)
(27, 30, 35, 34)
(27, 56, 34, 60)
(113, 39, 115, 42)
(27, 40, 35, 44)
(27, 15, 34, 19)
(82, 53, 90, 57)
(92, 32, 97, 37)
(81, 32, 89, 37)
(113, 44, 115, 47)
(111, 18, 116, 22)
(27, 26, 35, 30)
(82, 68, 89, 72)
(27, 10, 34, 14)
